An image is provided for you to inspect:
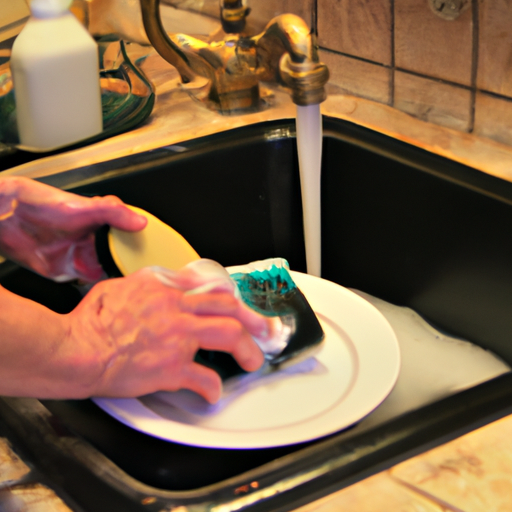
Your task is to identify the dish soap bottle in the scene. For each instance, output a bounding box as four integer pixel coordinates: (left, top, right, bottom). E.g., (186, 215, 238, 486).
(10, 0, 103, 151)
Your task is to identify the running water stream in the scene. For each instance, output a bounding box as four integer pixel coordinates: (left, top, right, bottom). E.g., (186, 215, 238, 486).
(295, 104, 323, 277)
(293, 104, 512, 430)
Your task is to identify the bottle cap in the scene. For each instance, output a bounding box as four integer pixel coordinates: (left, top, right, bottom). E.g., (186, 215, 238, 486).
(30, 0, 72, 18)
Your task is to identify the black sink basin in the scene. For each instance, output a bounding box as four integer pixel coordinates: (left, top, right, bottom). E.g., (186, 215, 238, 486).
(0, 116, 511, 512)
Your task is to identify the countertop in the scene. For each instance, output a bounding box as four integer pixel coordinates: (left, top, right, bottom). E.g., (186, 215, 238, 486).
(1, 412, 512, 512)
(295, 413, 512, 512)
(3, 46, 512, 512)
(5, 47, 512, 185)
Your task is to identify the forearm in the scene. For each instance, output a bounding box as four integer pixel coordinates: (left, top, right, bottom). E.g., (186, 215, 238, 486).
(0, 285, 100, 398)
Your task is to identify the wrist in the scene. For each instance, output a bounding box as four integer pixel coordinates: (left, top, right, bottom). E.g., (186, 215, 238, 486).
(63, 284, 120, 398)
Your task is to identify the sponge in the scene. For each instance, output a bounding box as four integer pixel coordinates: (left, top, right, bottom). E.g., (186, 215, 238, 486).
(196, 258, 325, 380)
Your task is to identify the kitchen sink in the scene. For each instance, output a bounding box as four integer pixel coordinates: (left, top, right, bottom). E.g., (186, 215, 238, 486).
(0, 116, 511, 512)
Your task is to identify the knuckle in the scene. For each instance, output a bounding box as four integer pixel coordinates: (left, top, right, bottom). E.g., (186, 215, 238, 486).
(176, 314, 198, 335)
(218, 292, 239, 309)
(98, 194, 122, 206)
(222, 317, 244, 339)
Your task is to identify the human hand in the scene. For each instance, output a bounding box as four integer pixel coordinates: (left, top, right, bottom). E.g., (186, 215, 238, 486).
(65, 267, 270, 403)
(0, 177, 147, 282)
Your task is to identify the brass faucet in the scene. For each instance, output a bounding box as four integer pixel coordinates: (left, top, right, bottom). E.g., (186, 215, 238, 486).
(140, 0, 329, 113)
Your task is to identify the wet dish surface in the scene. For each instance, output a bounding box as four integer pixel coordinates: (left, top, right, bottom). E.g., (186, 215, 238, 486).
(93, 272, 400, 449)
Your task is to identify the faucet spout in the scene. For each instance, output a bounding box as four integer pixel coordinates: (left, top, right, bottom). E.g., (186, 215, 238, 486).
(255, 14, 330, 106)
(139, 0, 329, 112)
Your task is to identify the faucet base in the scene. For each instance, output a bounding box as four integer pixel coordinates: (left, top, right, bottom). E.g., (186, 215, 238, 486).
(216, 84, 261, 113)
(140, 0, 329, 114)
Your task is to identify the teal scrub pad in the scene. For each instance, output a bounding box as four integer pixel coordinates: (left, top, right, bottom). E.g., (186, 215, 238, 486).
(196, 258, 325, 380)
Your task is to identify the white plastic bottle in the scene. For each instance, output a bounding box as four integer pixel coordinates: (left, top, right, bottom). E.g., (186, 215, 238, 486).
(10, 0, 103, 151)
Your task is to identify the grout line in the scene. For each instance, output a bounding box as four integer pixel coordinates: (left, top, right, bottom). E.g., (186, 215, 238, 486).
(390, 0, 395, 107)
(319, 46, 512, 103)
(393, 67, 472, 90)
(476, 88, 512, 102)
(318, 46, 391, 68)
(390, 475, 467, 512)
(469, 0, 479, 133)
(313, 0, 318, 36)
(394, 67, 512, 103)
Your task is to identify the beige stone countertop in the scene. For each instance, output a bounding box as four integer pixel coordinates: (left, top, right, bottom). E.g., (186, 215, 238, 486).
(0, 437, 73, 512)
(296, 413, 512, 512)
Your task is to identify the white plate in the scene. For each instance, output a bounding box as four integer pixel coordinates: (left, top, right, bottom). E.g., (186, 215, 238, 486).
(93, 272, 400, 449)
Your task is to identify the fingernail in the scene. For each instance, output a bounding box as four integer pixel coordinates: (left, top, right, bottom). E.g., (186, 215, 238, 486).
(237, 340, 252, 362)
(206, 384, 222, 404)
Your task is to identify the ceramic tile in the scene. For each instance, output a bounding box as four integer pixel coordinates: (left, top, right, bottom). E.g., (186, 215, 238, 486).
(10, 484, 73, 512)
(394, 70, 472, 131)
(162, 0, 313, 35)
(319, 50, 391, 104)
(474, 92, 512, 146)
(249, 0, 314, 23)
(318, 0, 392, 65)
(292, 472, 444, 512)
(391, 415, 512, 512)
(0, 0, 29, 27)
(0, 0, 29, 42)
(162, 0, 219, 20)
(477, 1, 512, 97)
(244, 0, 315, 35)
(395, 0, 473, 85)
(0, 438, 30, 484)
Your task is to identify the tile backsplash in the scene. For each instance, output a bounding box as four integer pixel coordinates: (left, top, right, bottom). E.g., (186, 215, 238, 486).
(6, 1, 511, 161)
(246, 0, 512, 149)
